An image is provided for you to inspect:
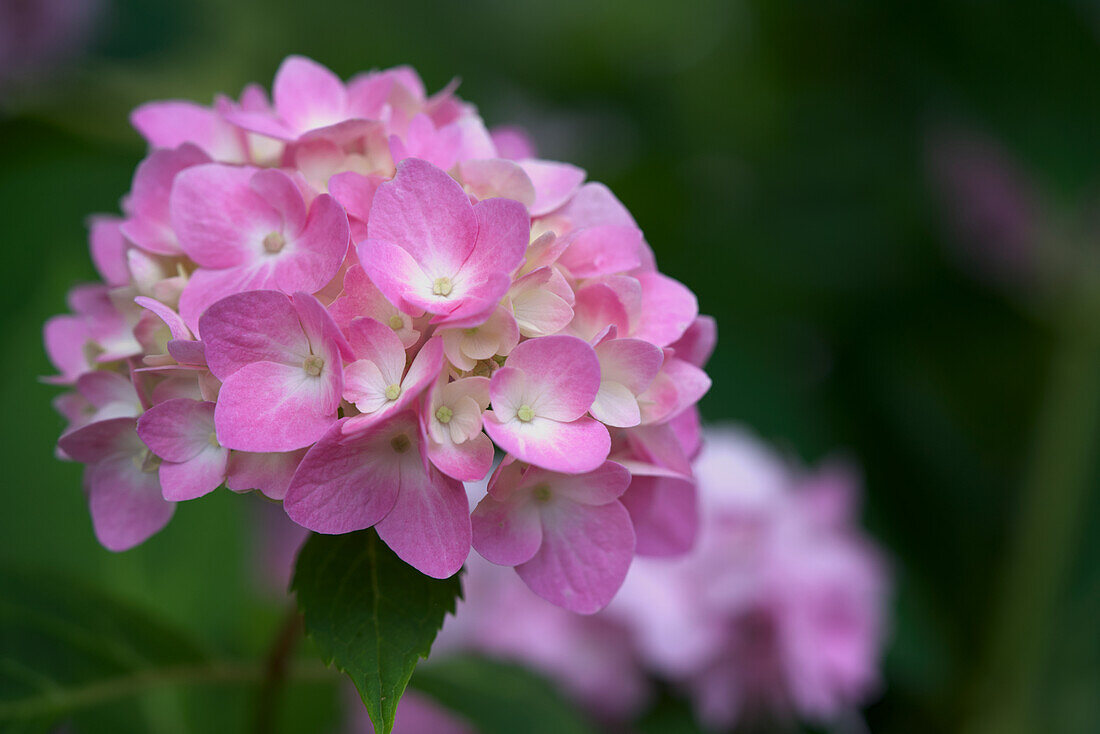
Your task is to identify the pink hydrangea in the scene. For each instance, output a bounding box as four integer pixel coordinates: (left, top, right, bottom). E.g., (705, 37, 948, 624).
(43, 55, 712, 610)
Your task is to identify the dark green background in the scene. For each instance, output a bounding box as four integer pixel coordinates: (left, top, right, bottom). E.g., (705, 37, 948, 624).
(2, 0, 1099, 731)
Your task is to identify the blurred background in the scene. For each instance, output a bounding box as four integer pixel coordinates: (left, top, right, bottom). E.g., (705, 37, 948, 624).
(2, 0, 1099, 732)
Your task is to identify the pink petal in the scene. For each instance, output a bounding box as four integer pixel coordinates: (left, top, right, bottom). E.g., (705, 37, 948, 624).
(159, 446, 228, 501)
(462, 196, 529, 283)
(136, 398, 216, 463)
(632, 272, 698, 347)
(346, 317, 407, 384)
(58, 416, 138, 464)
(179, 266, 273, 335)
(356, 239, 435, 315)
(199, 291, 312, 377)
(490, 126, 537, 160)
(597, 337, 664, 393)
(272, 193, 350, 294)
(121, 144, 211, 255)
(590, 380, 641, 428)
(273, 55, 348, 135)
(619, 475, 698, 557)
(214, 360, 340, 451)
(283, 415, 412, 533)
(249, 168, 307, 233)
(134, 296, 191, 342)
(367, 158, 477, 276)
(375, 460, 471, 579)
(88, 216, 129, 286)
(170, 163, 276, 268)
(87, 453, 176, 551)
(503, 335, 601, 421)
(519, 159, 586, 216)
(669, 314, 717, 368)
(458, 159, 535, 208)
(225, 448, 308, 500)
(426, 430, 495, 482)
(130, 101, 245, 161)
(328, 170, 382, 224)
(516, 499, 635, 613)
(483, 413, 610, 474)
(557, 182, 637, 229)
(529, 461, 631, 506)
(569, 282, 631, 343)
(471, 493, 543, 566)
(557, 225, 643, 279)
(43, 315, 90, 384)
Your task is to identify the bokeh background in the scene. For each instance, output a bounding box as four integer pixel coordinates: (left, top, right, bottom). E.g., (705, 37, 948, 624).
(2, 0, 1100, 732)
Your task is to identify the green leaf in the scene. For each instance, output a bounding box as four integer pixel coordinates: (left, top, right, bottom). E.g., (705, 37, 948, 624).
(411, 655, 598, 734)
(0, 567, 210, 731)
(291, 529, 461, 734)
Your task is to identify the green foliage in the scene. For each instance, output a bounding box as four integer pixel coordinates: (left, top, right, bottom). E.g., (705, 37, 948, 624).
(0, 568, 209, 731)
(411, 655, 599, 734)
(291, 530, 462, 734)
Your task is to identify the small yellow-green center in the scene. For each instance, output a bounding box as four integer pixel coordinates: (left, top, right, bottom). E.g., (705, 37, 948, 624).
(263, 231, 286, 254)
(303, 355, 324, 377)
(390, 434, 411, 453)
(208, 432, 220, 448)
(436, 405, 454, 424)
(432, 276, 454, 296)
(517, 404, 535, 422)
(532, 483, 552, 502)
(133, 449, 161, 474)
(384, 383, 401, 401)
(388, 314, 404, 330)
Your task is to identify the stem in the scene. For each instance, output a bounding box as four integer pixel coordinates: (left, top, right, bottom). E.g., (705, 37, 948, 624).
(0, 659, 335, 721)
(252, 609, 305, 734)
(963, 288, 1100, 734)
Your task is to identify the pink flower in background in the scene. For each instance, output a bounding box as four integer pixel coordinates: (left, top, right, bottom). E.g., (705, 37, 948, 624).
(43, 55, 713, 614)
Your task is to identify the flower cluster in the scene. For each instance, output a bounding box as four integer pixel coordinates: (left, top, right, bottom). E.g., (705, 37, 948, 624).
(435, 427, 891, 730)
(46, 56, 712, 612)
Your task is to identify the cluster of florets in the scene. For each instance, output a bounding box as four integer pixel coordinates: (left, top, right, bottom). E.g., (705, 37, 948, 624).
(434, 427, 891, 729)
(45, 56, 712, 612)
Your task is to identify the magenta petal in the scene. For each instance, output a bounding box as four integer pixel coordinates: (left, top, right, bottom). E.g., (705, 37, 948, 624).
(89, 217, 129, 286)
(545, 461, 632, 505)
(669, 314, 717, 368)
(328, 171, 382, 223)
(367, 158, 477, 275)
(214, 361, 339, 451)
(357, 239, 434, 315)
(558, 225, 643, 279)
(137, 398, 216, 463)
(619, 475, 698, 557)
(516, 500, 635, 613)
(483, 413, 610, 474)
(58, 417, 138, 463)
(273, 193, 350, 293)
(375, 464, 471, 579)
(471, 494, 542, 566)
(170, 163, 275, 268)
(199, 291, 311, 378)
(462, 196, 529, 280)
(283, 417, 409, 533)
(426, 431, 495, 482)
(159, 446, 228, 501)
(179, 266, 271, 336)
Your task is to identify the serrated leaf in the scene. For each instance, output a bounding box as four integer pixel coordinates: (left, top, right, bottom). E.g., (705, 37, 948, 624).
(291, 529, 461, 734)
(0, 567, 210, 731)
(411, 655, 598, 734)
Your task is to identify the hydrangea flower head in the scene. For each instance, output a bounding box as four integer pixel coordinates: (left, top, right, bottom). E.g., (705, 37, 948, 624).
(43, 55, 712, 611)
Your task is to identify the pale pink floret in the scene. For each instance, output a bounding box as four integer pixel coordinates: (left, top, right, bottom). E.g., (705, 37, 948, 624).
(200, 291, 351, 452)
(119, 143, 211, 256)
(471, 459, 635, 613)
(518, 160, 586, 217)
(57, 417, 175, 551)
(284, 412, 470, 578)
(590, 337, 663, 428)
(421, 375, 494, 482)
(636, 352, 712, 426)
(137, 398, 227, 501)
(357, 158, 529, 328)
(483, 335, 610, 474)
(457, 159, 536, 209)
(440, 306, 519, 372)
(172, 164, 350, 332)
(340, 317, 443, 432)
(44, 284, 141, 383)
(507, 266, 575, 338)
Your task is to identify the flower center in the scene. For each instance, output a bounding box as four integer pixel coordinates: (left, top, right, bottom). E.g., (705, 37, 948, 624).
(263, 231, 286, 254)
(388, 314, 404, 330)
(517, 404, 535, 422)
(390, 433, 411, 453)
(532, 483, 552, 503)
(384, 383, 402, 401)
(208, 432, 220, 448)
(133, 449, 161, 474)
(432, 277, 453, 297)
(435, 405, 454, 424)
(303, 355, 324, 377)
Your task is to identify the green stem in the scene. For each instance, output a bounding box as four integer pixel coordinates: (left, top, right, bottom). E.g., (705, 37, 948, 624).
(963, 292, 1100, 734)
(252, 609, 305, 734)
(0, 659, 335, 722)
